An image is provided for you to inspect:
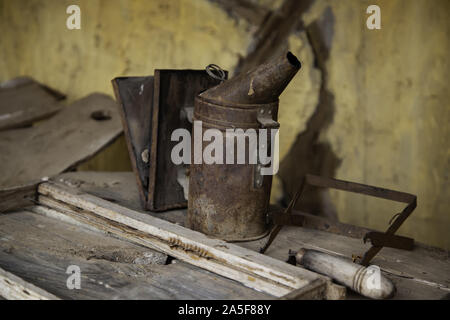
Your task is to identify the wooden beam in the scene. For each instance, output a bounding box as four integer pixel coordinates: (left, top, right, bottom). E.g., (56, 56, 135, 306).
(2, 210, 268, 299)
(0, 181, 38, 213)
(0, 266, 60, 300)
(36, 181, 330, 298)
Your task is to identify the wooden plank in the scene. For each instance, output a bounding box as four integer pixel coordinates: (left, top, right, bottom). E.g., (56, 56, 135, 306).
(272, 208, 373, 239)
(280, 278, 327, 300)
(0, 77, 65, 131)
(36, 181, 329, 298)
(239, 226, 450, 300)
(52, 172, 186, 225)
(0, 210, 270, 299)
(0, 181, 38, 213)
(0, 93, 122, 188)
(0, 266, 60, 300)
(49, 172, 450, 299)
(34, 200, 345, 300)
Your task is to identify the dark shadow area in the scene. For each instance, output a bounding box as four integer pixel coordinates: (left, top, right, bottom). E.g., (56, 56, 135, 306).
(234, 0, 315, 74)
(278, 7, 341, 220)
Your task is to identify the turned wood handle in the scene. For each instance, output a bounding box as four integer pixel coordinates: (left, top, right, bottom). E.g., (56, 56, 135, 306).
(296, 248, 396, 299)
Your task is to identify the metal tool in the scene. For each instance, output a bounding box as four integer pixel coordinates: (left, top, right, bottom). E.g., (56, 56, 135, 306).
(260, 174, 417, 266)
(187, 52, 302, 241)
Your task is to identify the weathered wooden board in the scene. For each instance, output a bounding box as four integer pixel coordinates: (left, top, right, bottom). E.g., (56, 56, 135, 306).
(33, 197, 344, 299)
(0, 93, 123, 188)
(52, 172, 186, 225)
(0, 77, 65, 131)
(239, 226, 450, 300)
(0, 210, 270, 299)
(0, 266, 60, 300)
(36, 181, 330, 298)
(0, 181, 38, 213)
(51, 172, 450, 299)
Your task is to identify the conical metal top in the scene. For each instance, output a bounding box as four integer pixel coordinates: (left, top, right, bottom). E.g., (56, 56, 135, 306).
(200, 51, 301, 105)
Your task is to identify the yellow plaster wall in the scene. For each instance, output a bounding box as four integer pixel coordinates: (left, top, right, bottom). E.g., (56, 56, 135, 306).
(0, 0, 252, 171)
(1, 0, 448, 249)
(327, 0, 449, 249)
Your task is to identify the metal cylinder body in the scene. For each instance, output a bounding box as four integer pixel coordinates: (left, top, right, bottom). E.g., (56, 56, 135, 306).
(187, 52, 301, 241)
(187, 97, 279, 240)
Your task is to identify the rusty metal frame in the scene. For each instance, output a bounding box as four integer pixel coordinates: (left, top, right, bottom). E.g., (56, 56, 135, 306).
(260, 174, 417, 266)
(112, 70, 226, 212)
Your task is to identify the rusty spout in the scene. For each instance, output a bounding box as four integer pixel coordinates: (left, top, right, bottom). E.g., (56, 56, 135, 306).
(200, 51, 301, 105)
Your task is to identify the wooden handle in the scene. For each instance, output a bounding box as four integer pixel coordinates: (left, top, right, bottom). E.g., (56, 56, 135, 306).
(296, 248, 396, 299)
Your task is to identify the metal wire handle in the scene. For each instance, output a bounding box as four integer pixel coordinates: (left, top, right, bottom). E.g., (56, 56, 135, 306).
(205, 64, 226, 82)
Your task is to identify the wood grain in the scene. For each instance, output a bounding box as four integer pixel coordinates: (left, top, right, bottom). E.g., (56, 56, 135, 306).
(52, 172, 450, 299)
(36, 181, 328, 298)
(0, 210, 270, 299)
(0, 266, 60, 300)
(0, 93, 122, 188)
(0, 77, 65, 131)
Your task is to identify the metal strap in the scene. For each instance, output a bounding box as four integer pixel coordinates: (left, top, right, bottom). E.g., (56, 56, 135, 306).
(260, 174, 417, 266)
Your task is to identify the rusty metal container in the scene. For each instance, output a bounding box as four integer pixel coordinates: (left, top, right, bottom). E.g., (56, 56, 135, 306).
(187, 52, 301, 241)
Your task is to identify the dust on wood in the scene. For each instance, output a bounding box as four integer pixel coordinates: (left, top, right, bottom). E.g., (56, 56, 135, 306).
(0, 93, 123, 188)
(0, 77, 65, 131)
(49, 172, 450, 300)
(0, 210, 270, 299)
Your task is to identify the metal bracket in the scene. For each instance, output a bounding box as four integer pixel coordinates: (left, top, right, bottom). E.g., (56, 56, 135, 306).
(260, 174, 417, 266)
(253, 108, 279, 189)
(256, 106, 279, 129)
(363, 231, 414, 251)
